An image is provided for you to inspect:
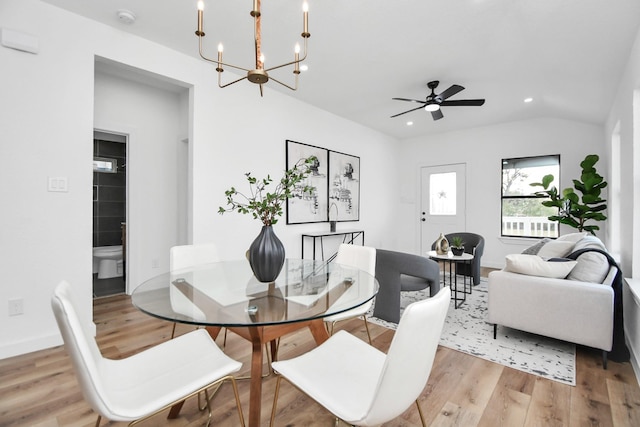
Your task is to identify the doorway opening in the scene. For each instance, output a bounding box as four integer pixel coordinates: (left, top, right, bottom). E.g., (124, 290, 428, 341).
(93, 130, 127, 298)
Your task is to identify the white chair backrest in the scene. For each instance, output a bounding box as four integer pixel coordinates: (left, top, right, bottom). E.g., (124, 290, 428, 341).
(364, 287, 450, 425)
(170, 243, 219, 271)
(334, 244, 376, 276)
(51, 281, 113, 419)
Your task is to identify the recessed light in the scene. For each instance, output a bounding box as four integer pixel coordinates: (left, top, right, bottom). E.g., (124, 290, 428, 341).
(406, 121, 413, 126)
(524, 97, 533, 103)
(300, 64, 309, 72)
(117, 9, 136, 25)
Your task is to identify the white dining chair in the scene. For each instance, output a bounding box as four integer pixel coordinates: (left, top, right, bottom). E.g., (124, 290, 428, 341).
(169, 243, 219, 338)
(323, 244, 377, 344)
(270, 287, 450, 426)
(51, 280, 245, 427)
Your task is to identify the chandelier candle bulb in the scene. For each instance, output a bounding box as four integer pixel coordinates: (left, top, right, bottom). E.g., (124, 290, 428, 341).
(302, 3, 309, 37)
(294, 44, 300, 73)
(196, 1, 204, 36)
(217, 43, 223, 72)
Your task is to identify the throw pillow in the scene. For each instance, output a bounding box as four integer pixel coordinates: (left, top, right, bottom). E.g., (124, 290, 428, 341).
(556, 232, 588, 243)
(504, 254, 578, 279)
(521, 238, 550, 255)
(566, 235, 610, 283)
(537, 240, 576, 259)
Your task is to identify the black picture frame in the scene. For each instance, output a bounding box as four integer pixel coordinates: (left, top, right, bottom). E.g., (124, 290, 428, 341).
(286, 140, 329, 224)
(328, 150, 360, 222)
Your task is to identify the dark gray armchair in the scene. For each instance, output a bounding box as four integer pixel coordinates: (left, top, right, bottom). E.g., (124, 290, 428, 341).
(431, 232, 485, 286)
(372, 249, 441, 323)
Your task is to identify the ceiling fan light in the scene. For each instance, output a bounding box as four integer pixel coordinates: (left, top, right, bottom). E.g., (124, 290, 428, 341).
(424, 103, 440, 112)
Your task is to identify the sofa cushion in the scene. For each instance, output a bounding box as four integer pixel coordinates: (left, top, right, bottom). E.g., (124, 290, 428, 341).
(566, 235, 610, 283)
(556, 232, 588, 243)
(537, 240, 576, 259)
(521, 238, 550, 255)
(505, 254, 577, 279)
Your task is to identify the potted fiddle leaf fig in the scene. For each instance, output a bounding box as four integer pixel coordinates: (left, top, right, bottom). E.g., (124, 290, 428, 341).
(530, 154, 607, 235)
(219, 156, 317, 282)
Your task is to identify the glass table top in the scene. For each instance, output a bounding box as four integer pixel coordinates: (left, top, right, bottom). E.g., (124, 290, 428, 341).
(131, 258, 379, 327)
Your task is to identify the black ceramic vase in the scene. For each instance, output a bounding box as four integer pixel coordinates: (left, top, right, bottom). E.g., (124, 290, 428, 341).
(248, 225, 286, 282)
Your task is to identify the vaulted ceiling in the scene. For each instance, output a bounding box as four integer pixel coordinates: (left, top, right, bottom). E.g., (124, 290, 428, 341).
(42, 0, 640, 140)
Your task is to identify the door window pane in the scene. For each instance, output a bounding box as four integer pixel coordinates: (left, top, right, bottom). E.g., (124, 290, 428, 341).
(430, 172, 456, 215)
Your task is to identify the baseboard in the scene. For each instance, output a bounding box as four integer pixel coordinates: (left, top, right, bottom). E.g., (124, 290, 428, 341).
(0, 322, 96, 360)
(627, 336, 640, 387)
(0, 333, 63, 360)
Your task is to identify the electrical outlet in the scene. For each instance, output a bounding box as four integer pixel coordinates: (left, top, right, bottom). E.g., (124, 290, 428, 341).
(8, 298, 23, 316)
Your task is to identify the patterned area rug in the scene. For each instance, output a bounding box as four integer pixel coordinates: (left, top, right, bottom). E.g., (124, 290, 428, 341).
(367, 278, 576, 386)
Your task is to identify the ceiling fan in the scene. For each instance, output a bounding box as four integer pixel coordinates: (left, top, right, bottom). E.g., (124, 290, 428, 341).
(391, 80, 485, 121)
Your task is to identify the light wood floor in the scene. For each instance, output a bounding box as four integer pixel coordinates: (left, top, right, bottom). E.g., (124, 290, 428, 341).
(2, 289, 640, 426)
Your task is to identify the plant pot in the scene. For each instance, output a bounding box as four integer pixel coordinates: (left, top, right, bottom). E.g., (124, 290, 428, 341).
(451, 247, 465, 256)
(248, 225, 286, 282)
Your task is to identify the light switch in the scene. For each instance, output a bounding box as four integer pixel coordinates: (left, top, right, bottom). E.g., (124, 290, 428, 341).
(48, 177, 68, 192)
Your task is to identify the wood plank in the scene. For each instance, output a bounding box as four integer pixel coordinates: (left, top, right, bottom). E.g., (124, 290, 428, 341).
(607, 378, 640, 427)
(477, 368, 532, 427)
(524, 377, 572, 427)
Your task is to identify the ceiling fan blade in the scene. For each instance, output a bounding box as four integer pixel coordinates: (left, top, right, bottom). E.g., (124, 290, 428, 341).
(390, 105, 426, 118)
(392, 97, 427, 104)
(440, 99, 485, 107)
(431, 109, 444, 121)
(438, 84, 464, 100)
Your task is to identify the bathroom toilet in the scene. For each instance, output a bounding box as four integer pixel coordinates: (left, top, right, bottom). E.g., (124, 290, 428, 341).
(93, 245, 123, 279)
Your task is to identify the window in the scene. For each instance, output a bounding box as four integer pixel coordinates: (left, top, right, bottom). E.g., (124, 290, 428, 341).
(501, 155, 560, 238)
(93, 156, 117, 173)
(429, 172, 456, 215)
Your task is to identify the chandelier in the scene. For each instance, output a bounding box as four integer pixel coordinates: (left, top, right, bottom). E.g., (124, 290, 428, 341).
(196, 0, 310, 96)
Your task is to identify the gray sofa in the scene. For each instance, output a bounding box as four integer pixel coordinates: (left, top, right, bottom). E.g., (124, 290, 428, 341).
(488, 233, 626, 367)
(372, 249, 441, 323)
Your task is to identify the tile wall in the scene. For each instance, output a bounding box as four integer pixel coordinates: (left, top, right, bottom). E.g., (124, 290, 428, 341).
(93, 139, 126, 247)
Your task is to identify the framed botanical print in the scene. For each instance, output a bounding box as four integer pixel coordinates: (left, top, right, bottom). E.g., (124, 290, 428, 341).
(328, 150, 360, 222)
(286, 140, 329, 224)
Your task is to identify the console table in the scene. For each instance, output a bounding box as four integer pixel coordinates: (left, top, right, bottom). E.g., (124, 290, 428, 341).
(301, 229, 364, 261)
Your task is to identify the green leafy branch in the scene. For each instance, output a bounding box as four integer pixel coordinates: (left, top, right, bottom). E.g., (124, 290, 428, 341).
(530, 154, 607, 235)
(218, 156, 317, 226)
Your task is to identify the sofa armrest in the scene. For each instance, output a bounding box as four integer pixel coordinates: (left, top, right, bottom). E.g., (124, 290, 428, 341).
(488, 270, 614, 351)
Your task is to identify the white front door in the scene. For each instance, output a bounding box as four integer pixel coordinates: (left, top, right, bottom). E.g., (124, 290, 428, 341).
(420, 163, 466, 255)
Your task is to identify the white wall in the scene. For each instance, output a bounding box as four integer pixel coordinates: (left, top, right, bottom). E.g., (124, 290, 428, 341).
(0, 0, 399, 359)
(396, 117, 605, 268)
(606, 24, 640, 381)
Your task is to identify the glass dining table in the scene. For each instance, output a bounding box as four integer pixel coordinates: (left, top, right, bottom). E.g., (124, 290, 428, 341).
(131, 258, 379, 427)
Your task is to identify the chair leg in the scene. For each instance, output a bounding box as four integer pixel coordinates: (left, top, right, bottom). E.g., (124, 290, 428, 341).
(95, 415, 102, 427)
(270, 375, 283, 427)
(170, 322, 177, 339)
(228, 376, 246, 427)
(415, 399, 427, 427)
(362, 316, 372, 345)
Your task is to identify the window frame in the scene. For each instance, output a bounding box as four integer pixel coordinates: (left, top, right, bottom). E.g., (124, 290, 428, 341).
(501, 154, 560, 238)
